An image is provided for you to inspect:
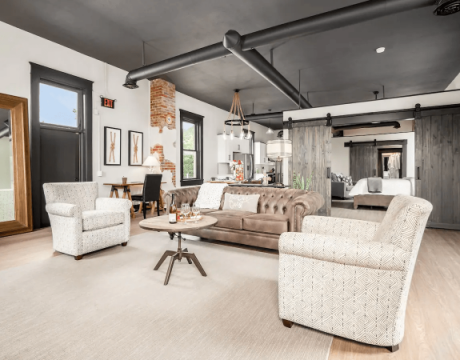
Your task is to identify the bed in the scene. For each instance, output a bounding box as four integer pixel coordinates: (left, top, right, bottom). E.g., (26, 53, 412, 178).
(348, 178, 415, 209)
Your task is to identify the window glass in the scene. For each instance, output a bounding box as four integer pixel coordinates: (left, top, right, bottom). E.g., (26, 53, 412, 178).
(39, 83, 78, 127)
(183, 151, 196, 178)
(182, 121, 195, 150)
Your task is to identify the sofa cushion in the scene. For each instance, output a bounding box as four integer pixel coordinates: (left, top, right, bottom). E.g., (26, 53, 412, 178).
(82, 210, 124, 231)
(199, 208, 218, 215)
(243, 214, 289, 235)
(207, 210, 254, 230)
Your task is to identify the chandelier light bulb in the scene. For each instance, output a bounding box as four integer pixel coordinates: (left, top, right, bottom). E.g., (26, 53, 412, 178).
(223, 132, 227, 140)
(239, 130, 245, 139)
(246, 131, 252, 139)
(230, 130, 234, 140)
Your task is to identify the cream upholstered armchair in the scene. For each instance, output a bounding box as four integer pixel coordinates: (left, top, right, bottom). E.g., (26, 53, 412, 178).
(43, 182, 131, 260)
(278, 195, 432, 352)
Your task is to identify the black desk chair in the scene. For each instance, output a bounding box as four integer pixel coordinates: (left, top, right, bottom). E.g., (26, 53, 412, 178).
(131, 174, 163, 219)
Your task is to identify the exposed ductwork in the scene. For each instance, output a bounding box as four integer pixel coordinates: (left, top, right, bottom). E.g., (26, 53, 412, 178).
(123, 0, 439, 110)
(223, 30, 312, 108)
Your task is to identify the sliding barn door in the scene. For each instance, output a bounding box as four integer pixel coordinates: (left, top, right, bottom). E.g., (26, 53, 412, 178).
(350, 145, 378, 181)
(291, 121, 331, 216)
(415, 107, 460, 230)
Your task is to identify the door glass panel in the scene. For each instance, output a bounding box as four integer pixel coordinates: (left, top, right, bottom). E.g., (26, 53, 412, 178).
(182, 121, 195, 150)
(183, 151, 196, 178)
(0, 108, 14, 222)
(39, 83, 79, 127)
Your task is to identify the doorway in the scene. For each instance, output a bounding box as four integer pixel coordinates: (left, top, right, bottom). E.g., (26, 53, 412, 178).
(378, 148, 403, 178)
(31, 64, 93, 228)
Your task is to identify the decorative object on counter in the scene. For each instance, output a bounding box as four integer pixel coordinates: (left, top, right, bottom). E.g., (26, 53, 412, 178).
(104, 126, 121, 165)
(128, 130, 143, 166)
(266, 139, 292, 186)
(143, 155, 161, 173)
(122, 176, 127, 185)
(292, 171, 313, 191)
(222, 90, 252, 141)
(230, 159, 244, 182)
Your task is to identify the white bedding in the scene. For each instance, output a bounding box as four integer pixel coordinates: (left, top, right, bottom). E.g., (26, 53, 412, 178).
(348, 178, 414, 197)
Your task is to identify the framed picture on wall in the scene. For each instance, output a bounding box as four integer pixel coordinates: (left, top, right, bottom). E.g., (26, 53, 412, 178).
(104, 126, 121, 165)
(128, 131, 143, 166)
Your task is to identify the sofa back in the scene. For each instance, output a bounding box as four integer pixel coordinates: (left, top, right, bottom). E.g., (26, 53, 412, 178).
(43, 182, 98, 212)
(220, 186, 310, 217)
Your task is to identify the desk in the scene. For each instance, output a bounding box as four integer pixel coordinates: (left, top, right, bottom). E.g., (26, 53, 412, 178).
(103, 182, 166, 218)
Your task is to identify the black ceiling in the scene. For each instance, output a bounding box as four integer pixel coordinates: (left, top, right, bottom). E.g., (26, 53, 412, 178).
(1, 0, 460, 130)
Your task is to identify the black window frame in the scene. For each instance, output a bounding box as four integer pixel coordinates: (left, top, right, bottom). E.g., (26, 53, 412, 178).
(180, 109, 203, 186)
(30, 63, 93, 229)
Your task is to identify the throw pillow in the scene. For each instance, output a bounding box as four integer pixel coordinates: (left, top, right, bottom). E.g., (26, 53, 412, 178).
(331, 172, 338, 182)
(194, 183, 228, 209)
(222, 193, 260, 213)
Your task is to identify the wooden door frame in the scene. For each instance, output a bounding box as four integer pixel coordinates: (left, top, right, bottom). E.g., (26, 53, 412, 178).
(377, 148, 403, 178)
(30, 63, 93, 229)
(0, 93, 33, 237)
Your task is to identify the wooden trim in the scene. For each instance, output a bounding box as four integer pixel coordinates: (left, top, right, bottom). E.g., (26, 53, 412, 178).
(353, 194, 394, 209)
(180, 109, 204, 187)
(427, 222, 460, 231)
(344, 139, 407, 147)
(0, 93, 33, 237)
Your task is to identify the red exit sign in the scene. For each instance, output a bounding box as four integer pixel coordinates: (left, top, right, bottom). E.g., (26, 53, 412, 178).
(101, 97, 115, 109)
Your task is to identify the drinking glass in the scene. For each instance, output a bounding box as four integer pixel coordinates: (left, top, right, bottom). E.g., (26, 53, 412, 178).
(182, 204, 190, 221)
(192, 204, 200, 222)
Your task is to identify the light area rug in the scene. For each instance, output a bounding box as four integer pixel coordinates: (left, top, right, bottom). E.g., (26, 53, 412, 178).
(0, 232, 332, 360)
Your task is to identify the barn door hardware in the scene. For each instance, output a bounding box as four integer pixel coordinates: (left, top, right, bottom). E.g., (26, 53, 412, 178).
(327, 167, 331, 179)
(326, 113, 332, 127)
(417, 167, 421, 180)
(414, 103, 422, 119)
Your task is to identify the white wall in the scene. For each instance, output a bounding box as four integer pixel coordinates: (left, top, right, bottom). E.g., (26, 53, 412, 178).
(332, 132, 415, 178)
(0, 21, 151, 197)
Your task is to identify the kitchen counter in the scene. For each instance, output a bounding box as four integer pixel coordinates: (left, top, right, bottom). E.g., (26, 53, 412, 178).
(228, 183, 286, 188)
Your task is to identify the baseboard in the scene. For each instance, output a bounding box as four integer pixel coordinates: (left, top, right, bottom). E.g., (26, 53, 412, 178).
(427, 222, 460, 231)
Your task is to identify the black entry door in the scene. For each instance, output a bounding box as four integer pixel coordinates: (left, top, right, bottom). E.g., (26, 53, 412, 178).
(39, 128, 80, 227)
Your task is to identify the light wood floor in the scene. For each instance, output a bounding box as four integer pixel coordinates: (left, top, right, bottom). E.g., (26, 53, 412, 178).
(1, 204, 459, 359)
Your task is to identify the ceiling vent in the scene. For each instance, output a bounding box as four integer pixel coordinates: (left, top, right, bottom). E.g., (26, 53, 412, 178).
(434, 0, 460, 15)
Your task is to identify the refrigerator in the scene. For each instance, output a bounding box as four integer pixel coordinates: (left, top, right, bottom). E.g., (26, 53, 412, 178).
(233, 153, 254, 181)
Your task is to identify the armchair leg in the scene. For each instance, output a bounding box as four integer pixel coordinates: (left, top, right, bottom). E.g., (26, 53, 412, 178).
(121, 242, 128, 247)
(282, 319, 294, 328)
(387, 345, 399, 352)
(74, 255, 83, 260)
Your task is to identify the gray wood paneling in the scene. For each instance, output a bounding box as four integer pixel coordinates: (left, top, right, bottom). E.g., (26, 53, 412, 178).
(415, 109, 460, 230)
(291, 124, 331, 216)
(350, 145, 378, 182)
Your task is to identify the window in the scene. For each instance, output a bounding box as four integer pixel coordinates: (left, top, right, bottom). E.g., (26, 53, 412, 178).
(39, 82, 80, 128)
(180, 110, 203, 186)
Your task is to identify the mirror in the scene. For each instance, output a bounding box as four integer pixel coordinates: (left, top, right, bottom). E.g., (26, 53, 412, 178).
(0, 107, 14, 222)
(0, 93, 32, 237)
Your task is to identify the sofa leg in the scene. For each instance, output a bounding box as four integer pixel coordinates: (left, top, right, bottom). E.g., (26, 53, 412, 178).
(74, 255, 83, 260)
(282, 319, 294, 328)
(387, 344, 399, 352)
(121, 242, 128, 247)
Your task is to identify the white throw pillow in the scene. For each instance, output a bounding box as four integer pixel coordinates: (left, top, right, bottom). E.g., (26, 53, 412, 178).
(194, 183, 228, 209)
(222, 193, 260, 213)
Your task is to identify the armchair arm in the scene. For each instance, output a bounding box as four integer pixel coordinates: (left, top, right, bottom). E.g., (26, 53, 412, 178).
(302, 216, 380, 242)
(290, 192, 324, 232)
(164, 186, 201, 213)
(96, 198, 132, 212)
(46, 203, 81, 218)
(279, 232, 410, 271)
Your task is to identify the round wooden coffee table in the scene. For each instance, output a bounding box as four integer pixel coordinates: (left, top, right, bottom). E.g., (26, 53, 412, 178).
(139, 215, 218, 285)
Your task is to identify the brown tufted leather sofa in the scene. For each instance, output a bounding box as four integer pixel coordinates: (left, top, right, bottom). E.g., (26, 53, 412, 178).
(164, 186, 324, 250)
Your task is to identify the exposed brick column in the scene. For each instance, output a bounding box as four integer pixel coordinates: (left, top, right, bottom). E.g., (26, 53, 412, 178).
(150, 79, 175, 133)
(150, 144, 176, 186)
(150, 79, 177, 187)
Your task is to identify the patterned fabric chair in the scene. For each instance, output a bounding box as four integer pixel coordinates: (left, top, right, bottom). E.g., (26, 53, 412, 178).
(43, 182, 132, 260)
(278, 195, 432, 352)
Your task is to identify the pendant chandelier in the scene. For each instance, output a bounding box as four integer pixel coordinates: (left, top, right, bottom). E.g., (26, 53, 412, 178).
(223, 90, 251, 140)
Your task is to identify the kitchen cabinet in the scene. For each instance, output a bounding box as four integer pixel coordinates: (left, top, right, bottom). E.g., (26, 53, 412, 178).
(254, 141, 271, 164)
(232, 137, 250, 153)
(217, 134, 232, 163)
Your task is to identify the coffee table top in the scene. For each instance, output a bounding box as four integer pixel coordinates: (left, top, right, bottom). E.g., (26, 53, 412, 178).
(139, 215, 217, 232)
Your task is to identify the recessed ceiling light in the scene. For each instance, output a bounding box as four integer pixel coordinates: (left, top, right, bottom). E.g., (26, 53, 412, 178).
(376, 47, 385, 54)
